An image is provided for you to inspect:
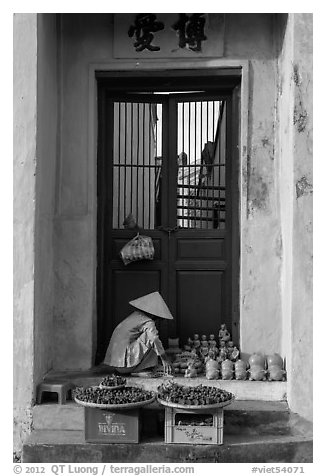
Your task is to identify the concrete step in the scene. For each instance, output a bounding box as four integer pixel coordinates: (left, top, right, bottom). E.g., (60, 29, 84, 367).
(22, 430, 313, 463)
(43, 371, 287, 401)
(33, 400, 292, 434)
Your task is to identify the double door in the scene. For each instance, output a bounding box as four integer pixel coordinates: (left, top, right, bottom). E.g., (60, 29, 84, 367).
(96, 84, 239, 364)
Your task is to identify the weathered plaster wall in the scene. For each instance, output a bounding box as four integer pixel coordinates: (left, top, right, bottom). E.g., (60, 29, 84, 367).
(275, 14, 313, 422)
(54, 13, 283, 369)
(275, 13, 294, 383)
(288, 14, 313, 422)
(13, 13, 37, 454)
(33, 14, 57, 388)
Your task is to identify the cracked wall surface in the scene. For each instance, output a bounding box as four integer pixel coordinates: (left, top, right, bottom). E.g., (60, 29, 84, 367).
(13, 13, 37, 455)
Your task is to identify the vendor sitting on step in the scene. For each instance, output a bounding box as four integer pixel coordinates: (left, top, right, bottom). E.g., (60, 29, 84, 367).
(103, 291, 173, 375)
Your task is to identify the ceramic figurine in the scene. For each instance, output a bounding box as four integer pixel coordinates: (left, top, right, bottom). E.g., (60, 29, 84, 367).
(208, 334, 217, 348)
(193, 334, 201, 349)
(205, 356, 219, 372)
(218, 323, 231, 343)
(205, 348, 217, 363)
(235, 367, 248, 380)
(206, 368, 220, 380)
(230, 346, 240, 362)
(235, 359, 247, 371)
(219, 341, 228, 361)
(226, 341, 234, 359)
(268, 365, 286, 381)
(221, 359, 234, 370)
(248, 353, 266, 369)
(185, 361, 197, 378)
(221, 368, 234, 380)
(200, 341, 209, 359)
(248, 365, 267, 381)
(266, 353, 283, 369)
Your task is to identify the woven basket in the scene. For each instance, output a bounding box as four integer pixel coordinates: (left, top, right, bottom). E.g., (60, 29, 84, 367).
(98, 384, 126, 390)
(74, 395, 156, 410)
(156, 395, 235, 410)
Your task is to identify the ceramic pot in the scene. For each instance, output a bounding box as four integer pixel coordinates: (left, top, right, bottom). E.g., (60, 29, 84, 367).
(248, 366, 266, 381)
(248, 353, 266, 369)
(221, 369, 234, 380)
(206, 359, 219, 371)
(206, 369, 219, 380)
(235, 359, 247, 370)
(221, 359, 234, 370)
(266, 353, 283, 369)
(235, 369, 247, 380)
(268, 365, 286, 381)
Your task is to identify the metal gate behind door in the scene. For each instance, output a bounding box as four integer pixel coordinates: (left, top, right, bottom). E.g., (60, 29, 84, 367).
(111, 97, 226, 232)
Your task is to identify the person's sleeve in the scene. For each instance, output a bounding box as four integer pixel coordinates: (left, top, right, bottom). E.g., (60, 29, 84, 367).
(143, 321, 165, 356)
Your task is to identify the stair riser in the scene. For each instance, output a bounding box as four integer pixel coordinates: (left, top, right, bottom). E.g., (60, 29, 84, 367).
(33, 406, 292, 436)
(22, 440, 313, 463)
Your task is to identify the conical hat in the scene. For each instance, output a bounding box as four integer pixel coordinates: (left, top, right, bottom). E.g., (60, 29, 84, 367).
(129, 291, 174, 320)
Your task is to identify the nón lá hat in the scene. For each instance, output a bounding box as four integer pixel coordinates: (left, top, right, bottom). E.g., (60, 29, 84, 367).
(129, 291, 174, 320)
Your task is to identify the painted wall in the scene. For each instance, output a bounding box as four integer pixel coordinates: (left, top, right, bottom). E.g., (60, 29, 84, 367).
(53, 13, 284, 369)
(34, 14, 58, 389)
(13, 13, 37, 455)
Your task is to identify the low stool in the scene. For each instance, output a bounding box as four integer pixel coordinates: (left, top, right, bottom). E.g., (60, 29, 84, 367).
(36, 381, 76, 405)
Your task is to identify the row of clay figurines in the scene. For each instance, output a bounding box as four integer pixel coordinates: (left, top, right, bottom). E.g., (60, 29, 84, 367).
(187, 352, 286, 381)
(183, 324, 240, 362)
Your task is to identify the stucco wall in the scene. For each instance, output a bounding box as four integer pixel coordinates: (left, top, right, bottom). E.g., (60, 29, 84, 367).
(13, 13, 37, 454)
(288, 14, 313, 422)
(34, 14, 57, 388)
(275, 14, 313, 422)
(53, 13, 284, 369)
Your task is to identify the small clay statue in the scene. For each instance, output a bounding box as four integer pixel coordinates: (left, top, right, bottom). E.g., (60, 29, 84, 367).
(219, 342, 228, 362)
(200, 341, 209, 359)
(218, 323, 231, 343)
(185, 361, 197, 378)
(193, 334, 201, 349)
(208, 334, 217, 348)
(230, 346, 240, 362)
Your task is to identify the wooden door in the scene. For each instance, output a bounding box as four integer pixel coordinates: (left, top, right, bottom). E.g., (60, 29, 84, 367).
(96, 83, 239, 364)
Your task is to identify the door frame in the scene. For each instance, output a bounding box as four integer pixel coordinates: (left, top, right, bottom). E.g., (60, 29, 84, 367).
(95, 68, 241, 364)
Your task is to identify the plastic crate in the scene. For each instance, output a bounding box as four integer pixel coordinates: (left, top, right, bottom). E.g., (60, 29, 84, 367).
(84, 407, 140, 443)
(164, 407, 224, 445)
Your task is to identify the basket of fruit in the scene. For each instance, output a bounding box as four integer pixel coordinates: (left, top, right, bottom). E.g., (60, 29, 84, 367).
(157, 381, 235, 410)
(73, 386, 155, 409)
(99, 374, 127, 389)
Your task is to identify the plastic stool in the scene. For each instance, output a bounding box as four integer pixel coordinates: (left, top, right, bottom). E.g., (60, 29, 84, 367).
(36, 381, 76, 404)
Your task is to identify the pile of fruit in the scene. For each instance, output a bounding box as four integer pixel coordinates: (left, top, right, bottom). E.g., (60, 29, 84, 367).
(157, 381, 234, 406)
(73, 386, 154, 406)
(100, 374, 126, 387)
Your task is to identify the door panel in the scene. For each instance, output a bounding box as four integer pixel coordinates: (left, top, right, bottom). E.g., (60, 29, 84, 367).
(96, 81, 238, 364)
(177, 270, 224, 339)
(177, 238, 225, 260)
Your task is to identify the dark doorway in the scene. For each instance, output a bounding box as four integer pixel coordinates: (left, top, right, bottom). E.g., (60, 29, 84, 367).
(96, 70, 240, 364)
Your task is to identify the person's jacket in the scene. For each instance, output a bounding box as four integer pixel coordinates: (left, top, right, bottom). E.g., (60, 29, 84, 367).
(103, 311, 165, 368)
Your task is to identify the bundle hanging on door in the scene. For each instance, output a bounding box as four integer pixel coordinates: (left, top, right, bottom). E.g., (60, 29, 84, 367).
(119, 233, 155, 266)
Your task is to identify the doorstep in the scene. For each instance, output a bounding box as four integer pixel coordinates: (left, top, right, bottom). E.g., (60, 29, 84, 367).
(43, 368, 287, 402)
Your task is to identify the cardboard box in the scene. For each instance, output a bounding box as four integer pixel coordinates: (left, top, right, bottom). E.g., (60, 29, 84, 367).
(84, 407, 140, 443)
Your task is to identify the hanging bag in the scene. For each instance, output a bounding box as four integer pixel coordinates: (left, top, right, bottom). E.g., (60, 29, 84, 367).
(119, 233, 155, 266)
